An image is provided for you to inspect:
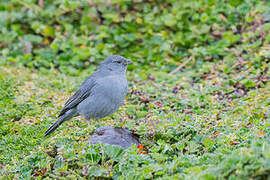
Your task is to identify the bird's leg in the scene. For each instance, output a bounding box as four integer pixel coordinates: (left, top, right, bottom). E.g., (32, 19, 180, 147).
(87, 120, 91, 129)
(86, 119, 92, 135)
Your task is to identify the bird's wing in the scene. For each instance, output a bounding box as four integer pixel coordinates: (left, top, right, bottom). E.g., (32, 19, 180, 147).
(58, 75, 97, 117)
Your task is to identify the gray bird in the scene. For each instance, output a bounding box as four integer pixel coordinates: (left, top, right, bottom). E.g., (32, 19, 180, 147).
(44, 55, 133, 136)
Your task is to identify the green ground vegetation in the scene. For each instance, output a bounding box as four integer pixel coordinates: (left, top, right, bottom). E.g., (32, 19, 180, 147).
(0, 0, 270, 179)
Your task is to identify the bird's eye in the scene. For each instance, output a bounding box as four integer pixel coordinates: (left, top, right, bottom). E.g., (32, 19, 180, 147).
(116, 61, 121, 64)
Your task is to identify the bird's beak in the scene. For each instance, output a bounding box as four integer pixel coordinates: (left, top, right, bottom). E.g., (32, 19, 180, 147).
(125, 59, 133, 65)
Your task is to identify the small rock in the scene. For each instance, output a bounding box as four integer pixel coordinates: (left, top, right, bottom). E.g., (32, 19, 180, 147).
(89, 126, 140, 149)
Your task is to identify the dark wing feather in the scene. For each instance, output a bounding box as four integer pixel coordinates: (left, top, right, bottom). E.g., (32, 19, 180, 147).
(58, 75, 97, 117)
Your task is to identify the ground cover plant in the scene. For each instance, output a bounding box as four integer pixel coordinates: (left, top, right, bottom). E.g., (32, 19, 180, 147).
(0, 0, 269, 179)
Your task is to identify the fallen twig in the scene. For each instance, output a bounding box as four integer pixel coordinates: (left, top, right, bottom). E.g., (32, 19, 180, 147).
(169, 56, 193, 75)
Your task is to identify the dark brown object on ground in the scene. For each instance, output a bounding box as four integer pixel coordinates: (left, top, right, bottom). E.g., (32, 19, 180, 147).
(89, 126, 140, 149)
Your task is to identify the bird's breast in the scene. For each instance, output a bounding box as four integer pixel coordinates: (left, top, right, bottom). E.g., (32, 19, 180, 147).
(95, 75, 128, 104)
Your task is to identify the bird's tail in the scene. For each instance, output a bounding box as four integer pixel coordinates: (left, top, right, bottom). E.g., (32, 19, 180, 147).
(44, 109, 77, 136)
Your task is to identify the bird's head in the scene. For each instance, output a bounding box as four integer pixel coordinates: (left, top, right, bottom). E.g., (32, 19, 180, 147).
(98, 55, 133, 74)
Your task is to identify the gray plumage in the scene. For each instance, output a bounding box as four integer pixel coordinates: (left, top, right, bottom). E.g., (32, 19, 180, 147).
(44, 55, 133, 136)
